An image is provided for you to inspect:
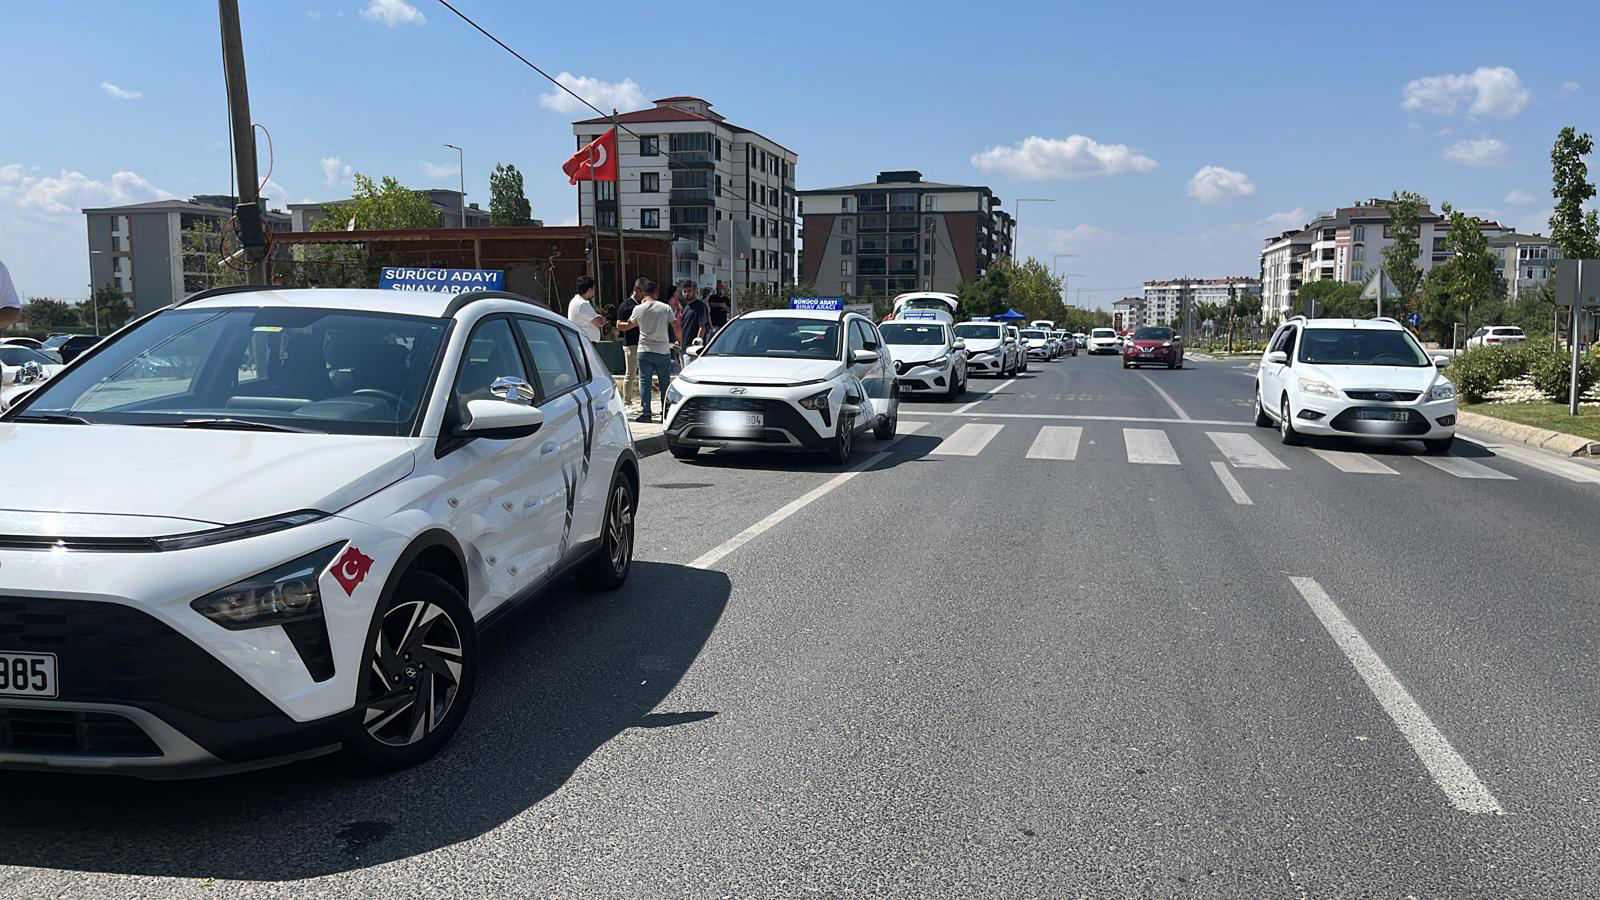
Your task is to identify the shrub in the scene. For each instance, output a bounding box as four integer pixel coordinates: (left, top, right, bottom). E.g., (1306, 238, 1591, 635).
(1530, 348, 1599, 401)
(1447, 348, 1509, 403)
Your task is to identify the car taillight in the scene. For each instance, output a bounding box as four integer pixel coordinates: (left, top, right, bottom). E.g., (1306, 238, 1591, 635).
(1486, 337, 1499, 343)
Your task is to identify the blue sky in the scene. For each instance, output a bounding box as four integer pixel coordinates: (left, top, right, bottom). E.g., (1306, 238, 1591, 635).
(1, 0, 1594, 306)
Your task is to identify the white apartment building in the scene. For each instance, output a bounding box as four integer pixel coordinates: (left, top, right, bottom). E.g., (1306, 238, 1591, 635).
(1141, 277, 1261, 328)
(572, 97, 796, 297)
(1259, 228, 1313, 322)
(1490, 232, 1561, 300)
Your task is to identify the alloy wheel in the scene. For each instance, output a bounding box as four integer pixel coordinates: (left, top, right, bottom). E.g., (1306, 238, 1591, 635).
(606, 482, 634, 575)
(362, 600, 465, 747)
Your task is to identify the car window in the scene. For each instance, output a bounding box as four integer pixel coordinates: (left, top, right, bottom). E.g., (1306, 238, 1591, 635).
(1282, 327, 1299, 359)
(1091, 329, 1116, 338)
(953, 324, 1001, 340)
(514, 318, 582, 401)
(1471, 327, 1486, 338)
(703, 318, 841, 360)
(1133, 327, 1173, 340)
(454, 318, 531, 411)
(848, 320, 868, 354)
(1298, 327, 1429, 367)
(879, 324, 946, 345)
(0, 347, 53, 366)
(559, 325, 592, 384)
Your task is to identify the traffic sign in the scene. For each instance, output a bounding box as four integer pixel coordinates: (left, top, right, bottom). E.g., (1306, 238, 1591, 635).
(1406, 312, 1421, 326)
(1552, 260, 1600, 307)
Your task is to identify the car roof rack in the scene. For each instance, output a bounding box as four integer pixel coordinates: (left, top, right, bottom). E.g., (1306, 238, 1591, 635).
(172, 283, 308, 307)
(443, 290, 550, 317)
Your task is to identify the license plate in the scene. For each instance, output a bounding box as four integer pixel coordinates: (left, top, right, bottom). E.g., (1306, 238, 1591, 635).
(1357, 410, 1411, 422)
(0, 652, 58, 698)
(1139, 352, 1155, 358)
(707, 411, 763, 430)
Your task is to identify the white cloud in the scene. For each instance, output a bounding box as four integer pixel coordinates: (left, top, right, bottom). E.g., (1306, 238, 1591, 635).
(259, 178, 290, 210)
(1444, 137, 1509, 167)
(420, 160, 459, 180)
(537, 72, 647, 115)
(970, 135, 1157, 181)
(360, 0, 425, 26)
(1401, 66, 1529, 117)
(0, 164, 171, 214)
(320, 156, 353, 187)
(1258, 208, 1307, 232)
(1561, 81, 1581, 96)
(1185, 166, 1256, 205)
(99, 81, 142, 101)
(306, 9, 323, 19)
(1504, 189, 1538, 206)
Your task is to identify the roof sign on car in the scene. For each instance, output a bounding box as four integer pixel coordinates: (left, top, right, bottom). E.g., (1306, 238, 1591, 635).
(789, 297, 844, 311)
(901, 310, 940, 320)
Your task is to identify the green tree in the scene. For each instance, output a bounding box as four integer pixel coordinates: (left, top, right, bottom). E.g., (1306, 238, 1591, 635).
(1549, 126, 1600, 260)
(957, 265, 1010, 319)
(24, 298, 80, 329)
(1423, 204, 1509, 343)
(1293, 280, 1370, 318)
(1004, 257, 1067, 321)
(1381, 191, 1428, 315)
(181, 221, 246, 292)
(489, 163, 534, 227)
(85, 284, 132, 331)
(312, 174, 439, 232)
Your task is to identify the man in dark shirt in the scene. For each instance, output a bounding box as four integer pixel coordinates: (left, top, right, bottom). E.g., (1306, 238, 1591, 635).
(677, 280, 712, 351)
(616, 289, 642, 410)
(706, 280, 730, 332)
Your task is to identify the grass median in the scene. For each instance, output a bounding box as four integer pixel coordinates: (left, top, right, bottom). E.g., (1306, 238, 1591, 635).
(1464, 402, 1600, 442)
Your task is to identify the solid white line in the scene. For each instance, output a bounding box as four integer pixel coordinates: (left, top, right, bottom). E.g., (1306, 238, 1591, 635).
(1460, 437, 1600, 484)
(916, 410, 1252, 427)
(1138, 374, 1192, 421)
(1025, 426, 1082, 460)
(1123, 428, 1180, 465)
(895, 420, 929, 436)
(952, 377, 1016, 415)
(1415, 456, 1516, 480)
(932, 423, 1004, 456)
(1207, 431, 1288, 469)
(1289, 577, 1503, 815)
(689, 451, 888, 571)
(1210, 461, 1253, 505)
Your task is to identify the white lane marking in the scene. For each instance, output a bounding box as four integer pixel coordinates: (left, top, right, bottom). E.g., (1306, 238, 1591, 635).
(932, 423, 1004, 456)
(952, 377, 1017, 415)
(895, 420, 928, 436)
(917, 410, 1251, 427)
(1137, 374, 1192, 421)
(1311, 448, 1400, 475)
(1124, 428, 1180, 465)
(1207, 431, 1288, 469)
(1415, 456, 1516, 480)
(1460, 438, 1600, 484)
(1290, 577, 1504, 815)
(1025, 426, 1082, 460)
(689, 451, 889, 571)
(1210, 461, 1253, 505)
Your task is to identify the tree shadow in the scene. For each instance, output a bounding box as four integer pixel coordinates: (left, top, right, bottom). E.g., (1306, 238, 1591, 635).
(0, 561, 729, 881)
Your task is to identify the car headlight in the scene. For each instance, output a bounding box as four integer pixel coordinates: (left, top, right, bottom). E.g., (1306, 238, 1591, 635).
(798, 388, 832, 411)
(1297, 379, 1340, 398)
(1162, 341, 1173, 348)
(1429, 381, 1457, 401)
(665, 384, 683, 407)
(191, 543, 343, 629)
(919, 356, 949, 369)
(154, 510, 326, 551)
(673, 373, 699, 385)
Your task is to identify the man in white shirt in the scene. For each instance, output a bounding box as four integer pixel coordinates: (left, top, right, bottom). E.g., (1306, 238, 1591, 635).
(615, 277, 681, 422)
(0, 258, 23, 328)
(566, 275, 604, 343)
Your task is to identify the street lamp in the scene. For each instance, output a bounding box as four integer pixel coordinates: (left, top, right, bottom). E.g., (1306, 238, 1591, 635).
(444, 143, 466, 227)
(1012, 198, 1055, 263)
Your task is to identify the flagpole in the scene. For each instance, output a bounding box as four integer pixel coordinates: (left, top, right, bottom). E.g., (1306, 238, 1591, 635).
(612, 111, 627, 311)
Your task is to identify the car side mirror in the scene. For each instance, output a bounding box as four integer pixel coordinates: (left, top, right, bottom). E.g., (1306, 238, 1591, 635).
(1172, 335, 1183, 342)
(1266, 350, 1289, 365)
(952, 340, 967, 352)
(685, 344, 703, 359)
(460, 398, 544, 439)
(851, 349, 879, 365)
(1004, 337, 1016, 345)
(1432, 355, 1451, 367)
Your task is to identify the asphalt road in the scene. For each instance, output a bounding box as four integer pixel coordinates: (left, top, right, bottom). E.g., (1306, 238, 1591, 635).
(5, 351, 1600, 897)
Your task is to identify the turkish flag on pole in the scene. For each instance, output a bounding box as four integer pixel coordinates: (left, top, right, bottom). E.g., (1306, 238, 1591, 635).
(563, 129, 618, 184)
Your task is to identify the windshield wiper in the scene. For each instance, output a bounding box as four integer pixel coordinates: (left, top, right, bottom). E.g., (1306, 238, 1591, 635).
(160, 417, 317, 434)
(9, 413, 92, 425)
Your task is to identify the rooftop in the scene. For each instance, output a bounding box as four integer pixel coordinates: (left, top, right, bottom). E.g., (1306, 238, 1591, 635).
(572, 98, 794, 154)
(1143, 276, 1261, 287)
(799, 170, 992, 195)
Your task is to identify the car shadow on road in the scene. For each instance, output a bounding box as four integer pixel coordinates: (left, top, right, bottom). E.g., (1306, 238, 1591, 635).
(679, 432, 942, 473)
(1298, 434, 1495, 459)
(0, 561, 730, 881)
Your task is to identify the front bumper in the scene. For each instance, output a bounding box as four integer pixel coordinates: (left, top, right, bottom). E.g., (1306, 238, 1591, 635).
(1124, 346, 1175, 362)
(1026, 346, 1051, 359)
(1289, 396, 1458, 438)
(1088, 342, 1119, 354)
(967, 353, 1003, 373)
(665, 390, 838, 451)
(894, 360, 954, 393)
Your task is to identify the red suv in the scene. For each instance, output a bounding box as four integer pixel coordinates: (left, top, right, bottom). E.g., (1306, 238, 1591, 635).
(1122, 326, 1184, 369)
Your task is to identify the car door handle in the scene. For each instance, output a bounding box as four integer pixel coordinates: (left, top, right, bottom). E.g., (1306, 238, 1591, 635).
(541, 443, 559, 456)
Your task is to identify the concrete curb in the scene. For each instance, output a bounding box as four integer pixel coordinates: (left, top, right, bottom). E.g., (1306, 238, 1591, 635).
(1458, 410, 1600, 457)
(633, 433, 667, 458)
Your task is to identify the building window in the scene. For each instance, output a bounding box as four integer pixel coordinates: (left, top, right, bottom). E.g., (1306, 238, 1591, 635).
(641, 208, 660, 229)
(924, 195, 937, 211)
(925, 218, 936, 234)
(924, 238, 933, 255)
(596, 181, 616, 201)
(841, 196, 852, 212)
(923, 259, 931, 275)
(842, 259, 852, 275)
(641, 172, 659, 193)
(1350, 265, 1362, 282)
(640, 136, 659, 156)
(1353, 245, 1364, 261)
(1352, 225, 1365, 241)
(841, 239, 853, 254)
(843, 281, 853, 296)
(839, 218, 851, 235)
(598, 209, 617, 228)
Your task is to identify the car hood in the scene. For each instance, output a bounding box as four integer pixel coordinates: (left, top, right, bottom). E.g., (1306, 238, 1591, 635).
(886, 345, 949, 365)
(0, 424, 418, 532)
(1300, 364, 1445, 392)
(963, 338, 1004, 354)
(683, 356, 844, 385)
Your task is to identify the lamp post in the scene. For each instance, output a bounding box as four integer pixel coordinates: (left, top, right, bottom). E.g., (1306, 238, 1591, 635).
(444, 143, 466, 227)
(1012, 198, 1054, 263)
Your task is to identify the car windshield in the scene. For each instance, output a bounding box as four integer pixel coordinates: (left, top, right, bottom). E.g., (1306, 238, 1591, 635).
(0, 347, 55, 366)
(1091, 329, 1117, 338)
(1493, 327, 1525, 335)
(953, 324, 1002, 340)
(14, 306, 449, 435)
(1021, 329, 1047, 339)
(878, 324, 946, 346)
(1133, 327, 1173, 340)
(704, 317, 841, 360)
(899, 298, 955, 314)
(40, 335, 71, 349)
(1298, 328, 1429, 367)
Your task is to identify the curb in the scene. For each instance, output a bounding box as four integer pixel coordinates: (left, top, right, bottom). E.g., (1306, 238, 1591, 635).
(1458, 410, 1600, 457)
(633, 433, 667, 458)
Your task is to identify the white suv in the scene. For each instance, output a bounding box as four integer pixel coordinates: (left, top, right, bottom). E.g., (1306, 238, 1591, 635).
(953, 321, 1013, 376)
(1085, 328, 1120, 354)
(664, 308, 899, 462)
(1254, 316, 1457, 452)
(0, 285, 639, 776)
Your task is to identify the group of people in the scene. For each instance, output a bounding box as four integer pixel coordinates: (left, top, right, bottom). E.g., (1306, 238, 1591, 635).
(566, 275, 731, 424)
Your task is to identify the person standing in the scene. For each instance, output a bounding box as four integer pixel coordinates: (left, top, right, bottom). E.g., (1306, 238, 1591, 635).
(678, 280, 711, 350)
(616, 278, 681, 423)
(0, 257, 23, 328)
(615, 286, 641, 411)
(566, 275, 604, 344)
(706, 280, 730, 334)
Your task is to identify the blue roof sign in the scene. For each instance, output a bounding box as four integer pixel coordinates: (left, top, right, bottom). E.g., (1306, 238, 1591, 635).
(379, 267, 504, 292)
(789, 297, 844, 311)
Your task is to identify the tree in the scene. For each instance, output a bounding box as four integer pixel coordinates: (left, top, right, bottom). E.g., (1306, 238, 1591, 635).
(1549, 127, 1600, 261)
(1293, 280, 1370, 319)
(84, 284, 132, 331)
(24, 298, 79, 329)
(957, 265, 1009, 319)
(312, 174, 439, 232)
(489, 163, 534, 227)
(181, 220, 246, 292)
(1422, 204, 1508, 343)
(1381, 191, 1428, 316)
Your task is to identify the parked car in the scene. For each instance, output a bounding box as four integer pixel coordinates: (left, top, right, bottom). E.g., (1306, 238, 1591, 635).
(1052, 330, 1077, 356)
(1020, 328, 1053, 361)
(1122, 326, 1185, 369)
(1465, 325, 1527, 349)
(0, 286, 640, 776)
(1005, 326, 1030, 373)
(40, 333, 102, 363)
(880, 320, 968, 399)
(1254, 315, 1456, 453)
(952, 321, 1014, 377)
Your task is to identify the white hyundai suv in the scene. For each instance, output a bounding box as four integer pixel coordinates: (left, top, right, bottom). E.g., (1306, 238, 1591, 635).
(664, 308, 898, 463)
(1254, 316, 1457, 452)
(0, 285, 639, 777)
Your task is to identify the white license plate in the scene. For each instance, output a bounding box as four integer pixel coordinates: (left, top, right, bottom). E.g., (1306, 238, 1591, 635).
(1358, 410, 1411, 422)
(0, 651, 58, 698)
(708, 411, 763, 430)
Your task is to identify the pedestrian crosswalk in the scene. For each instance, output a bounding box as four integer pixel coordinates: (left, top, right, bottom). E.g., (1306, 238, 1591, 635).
(892, 419, 1567, 485)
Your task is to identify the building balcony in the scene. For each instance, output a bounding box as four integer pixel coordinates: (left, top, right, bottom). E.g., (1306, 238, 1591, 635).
(667, 150, 715, 168)
(670, 187, 715, 204)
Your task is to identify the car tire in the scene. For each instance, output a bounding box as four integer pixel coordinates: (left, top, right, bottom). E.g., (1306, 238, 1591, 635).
(1176, 359, 1184, 369)
(343, 571, 477, 773)
(1122, 359, 1130, 369)
(1167, 358, 1176, 369)
(1423, 437, 1455, 455)
(873, 410, 896, 440)
(1279, 396, 1304, 446)
(1253, 388, 1273, 427)
(667, 441, 698, 460)
(828, 414, 855, 464)
(576, 471, 635, 591)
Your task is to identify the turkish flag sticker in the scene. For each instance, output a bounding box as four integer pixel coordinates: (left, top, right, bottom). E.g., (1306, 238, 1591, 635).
(332, 546, 375, 596)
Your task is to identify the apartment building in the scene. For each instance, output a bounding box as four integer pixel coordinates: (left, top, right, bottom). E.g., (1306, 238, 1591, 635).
(1258, 228, 1313, 322)
(83, 196, 292, 316)
(1489, 232, 1561, 300)
(1112, 297, 1146, 331)
(287, 189, 493, 232)
(571, 97, 797, 296)
(1141, 277, 1261, 328)
(798, 170, 1016, 298)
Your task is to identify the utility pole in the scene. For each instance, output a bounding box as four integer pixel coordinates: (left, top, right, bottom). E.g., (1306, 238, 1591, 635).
(1012, 198, 1054, 262)
(444, 143, 466, 227)
(217, 0, 267, 283)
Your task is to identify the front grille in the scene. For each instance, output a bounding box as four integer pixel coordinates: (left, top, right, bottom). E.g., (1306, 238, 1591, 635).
(1344, 390, 1421, 402)
(0, 706, 161, 757)
(1329, 407, 1430, 436)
